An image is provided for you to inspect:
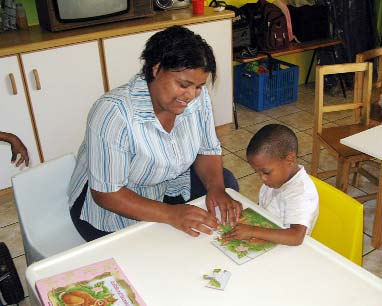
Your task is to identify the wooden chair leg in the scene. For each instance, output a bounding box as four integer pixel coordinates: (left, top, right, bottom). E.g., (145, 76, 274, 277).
(351, 161, 361, 187)
(311, 137, 321, 176)
(371, 166, 382, 248)
(336, 158, 350, 192)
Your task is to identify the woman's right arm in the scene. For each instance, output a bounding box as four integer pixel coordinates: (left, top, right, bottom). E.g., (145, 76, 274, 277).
(91, 187, 219, 237)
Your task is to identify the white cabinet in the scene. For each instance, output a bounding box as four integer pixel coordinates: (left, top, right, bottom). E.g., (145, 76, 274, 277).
(188, 20, 233, 127)
(21, 41, 105, 161)
(103, 19, 233, 126)
(103, 30, 155, 89)
(0, 55, 41, 189)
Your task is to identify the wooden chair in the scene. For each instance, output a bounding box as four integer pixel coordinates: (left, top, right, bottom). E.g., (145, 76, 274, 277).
(310, 62, 375, 193)
(356, 48, 382, 119)
(310, 176, 363, 265)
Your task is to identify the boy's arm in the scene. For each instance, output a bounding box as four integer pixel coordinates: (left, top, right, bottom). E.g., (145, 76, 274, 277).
(222, 223, 307, 246)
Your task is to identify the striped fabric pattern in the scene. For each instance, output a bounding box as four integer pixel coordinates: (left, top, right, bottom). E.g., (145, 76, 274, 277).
(68, 74, 222, 232)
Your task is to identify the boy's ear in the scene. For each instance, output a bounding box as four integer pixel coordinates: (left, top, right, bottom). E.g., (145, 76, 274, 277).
(285, 152, 297, 164)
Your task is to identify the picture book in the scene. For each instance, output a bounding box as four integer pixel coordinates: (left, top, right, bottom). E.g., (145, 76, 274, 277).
(35, 258, 146, 306)
(212, 207, 280, 264)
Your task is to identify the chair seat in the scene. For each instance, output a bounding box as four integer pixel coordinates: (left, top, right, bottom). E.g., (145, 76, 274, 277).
(321, 123, 375, 158)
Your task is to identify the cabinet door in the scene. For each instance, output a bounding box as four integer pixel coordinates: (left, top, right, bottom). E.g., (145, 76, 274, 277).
(103, 19, 233, 126)
(187, 20, 233, 127)
(0, 55, 40, 189)
(22, 41, 104, 161)
(103, 30, 156, 89)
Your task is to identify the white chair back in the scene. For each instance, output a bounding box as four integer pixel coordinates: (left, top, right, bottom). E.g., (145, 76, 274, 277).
(11, 153, 85, 265)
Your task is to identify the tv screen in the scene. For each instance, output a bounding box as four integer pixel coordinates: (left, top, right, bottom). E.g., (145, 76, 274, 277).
(55, 0, 129, 21)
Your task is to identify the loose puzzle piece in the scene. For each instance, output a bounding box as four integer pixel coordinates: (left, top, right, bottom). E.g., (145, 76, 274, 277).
(203, 269, 231, 290)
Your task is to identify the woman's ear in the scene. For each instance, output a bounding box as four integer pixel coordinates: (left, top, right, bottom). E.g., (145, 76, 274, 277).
(152, 63, 160, 78)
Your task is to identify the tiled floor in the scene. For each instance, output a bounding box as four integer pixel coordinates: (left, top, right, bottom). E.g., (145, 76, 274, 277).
(1, 83, 382, 305)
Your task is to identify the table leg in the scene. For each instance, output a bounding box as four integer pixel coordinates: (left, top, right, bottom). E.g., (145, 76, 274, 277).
(371, 165, 382, 248)
(336, 158, 350, 192)
(233, 100, 239, 129)
(305, 49, 317, 85)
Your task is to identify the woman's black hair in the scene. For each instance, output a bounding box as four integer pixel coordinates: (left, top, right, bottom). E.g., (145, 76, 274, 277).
(141, 25, 216, 83)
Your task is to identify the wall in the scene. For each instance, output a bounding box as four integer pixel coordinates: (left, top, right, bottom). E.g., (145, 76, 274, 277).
(20, 0, 38, 25)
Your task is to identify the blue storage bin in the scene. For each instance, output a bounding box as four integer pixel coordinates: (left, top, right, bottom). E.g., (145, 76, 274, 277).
(234, 59, 299, 111)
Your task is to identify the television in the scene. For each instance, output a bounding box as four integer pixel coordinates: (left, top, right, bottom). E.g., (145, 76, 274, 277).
(36, 0, 154, 32)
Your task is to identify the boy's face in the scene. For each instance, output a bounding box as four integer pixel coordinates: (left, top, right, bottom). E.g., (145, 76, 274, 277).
(247, 152, 298, 189)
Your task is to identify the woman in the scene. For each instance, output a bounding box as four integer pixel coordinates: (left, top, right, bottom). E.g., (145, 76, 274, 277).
(68, 26, 242, 241)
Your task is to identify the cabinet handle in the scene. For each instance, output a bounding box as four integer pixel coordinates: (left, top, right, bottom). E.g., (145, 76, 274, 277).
(33, 69, 41, 90)
(8, 73, 17, 95)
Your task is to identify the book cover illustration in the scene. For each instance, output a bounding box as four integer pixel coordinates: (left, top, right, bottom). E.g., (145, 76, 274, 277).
(212, 207, 280, 264)
(35, 258, 146, 306)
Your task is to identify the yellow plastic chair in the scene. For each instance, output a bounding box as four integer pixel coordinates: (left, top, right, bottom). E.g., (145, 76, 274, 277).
(310, 176, 363, 265)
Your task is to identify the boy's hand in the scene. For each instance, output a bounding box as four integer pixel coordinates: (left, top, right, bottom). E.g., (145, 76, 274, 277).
(221, 223, 257, 242)
(205, 189, 242, 227)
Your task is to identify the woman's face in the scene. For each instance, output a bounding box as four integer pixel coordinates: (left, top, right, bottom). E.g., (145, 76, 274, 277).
(149, 65, 209, 115)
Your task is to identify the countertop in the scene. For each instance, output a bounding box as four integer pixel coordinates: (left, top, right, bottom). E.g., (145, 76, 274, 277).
(0, 7, 234, 57)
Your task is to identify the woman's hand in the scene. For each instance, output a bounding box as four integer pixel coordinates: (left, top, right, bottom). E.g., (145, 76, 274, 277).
(205, 189, 243, 227)
(167, 204, 219, 237)
(221, 223, 257, 242)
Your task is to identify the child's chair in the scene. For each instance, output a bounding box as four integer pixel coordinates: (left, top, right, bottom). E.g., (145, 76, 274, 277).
(310, 176, 363, 265)
(11, 153, 85, 265)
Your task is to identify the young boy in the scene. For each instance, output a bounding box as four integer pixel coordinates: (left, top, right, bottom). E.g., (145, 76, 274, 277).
(222, 124, 319, 246)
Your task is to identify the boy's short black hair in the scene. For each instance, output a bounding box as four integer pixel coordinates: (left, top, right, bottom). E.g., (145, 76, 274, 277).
(246, 124, 298, 159)
(141, 25, 216, 84)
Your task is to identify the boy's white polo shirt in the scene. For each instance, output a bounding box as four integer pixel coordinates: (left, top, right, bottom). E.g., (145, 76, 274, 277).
(259, 166, 319, 234)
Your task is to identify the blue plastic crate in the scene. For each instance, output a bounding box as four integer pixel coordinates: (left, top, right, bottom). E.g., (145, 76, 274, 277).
(234, 59, 299, 111)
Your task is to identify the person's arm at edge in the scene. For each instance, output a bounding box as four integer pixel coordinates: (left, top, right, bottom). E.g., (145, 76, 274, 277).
(91, 187, 219, 237)
(0, 131, 29, 167)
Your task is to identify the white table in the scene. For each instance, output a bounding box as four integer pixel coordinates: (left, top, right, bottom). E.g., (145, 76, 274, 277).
(341, 125, 382, 248)
(26, 189, 382, 306)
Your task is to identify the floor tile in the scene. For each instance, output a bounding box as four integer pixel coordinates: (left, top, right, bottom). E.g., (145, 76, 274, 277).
(237, 173, 263, 203)
(222, 154, 254, 179)
(295, 131, 313, 157)
(302, 149, 338, 172)
(258, 103, 300, 119)
(14, 255, 29, 298)
(0, 188, 14, 205)
(235, 105, 271, 127)
(323, 176, 367, 198)
(362, 248, 382, 278)
(244, 118, 284, 134)
(19, 297, 31, 306)
(277, 110, 323, 131)
(363, 200, 376, 237)
(218, 128, 254, 152)
(233, 149, 247, 161)
(0, 200, 19, 227)
(221, 147, 231, 156)
(363, 234, 374, 255)
(0, 223, 25, 258)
